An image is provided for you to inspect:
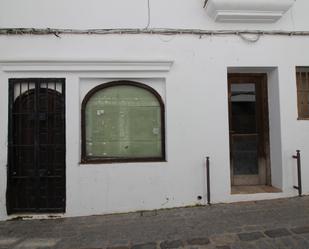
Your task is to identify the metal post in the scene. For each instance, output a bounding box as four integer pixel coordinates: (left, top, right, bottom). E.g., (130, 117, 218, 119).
(292, 150, 302, 197)
(206, 156, 211, 205)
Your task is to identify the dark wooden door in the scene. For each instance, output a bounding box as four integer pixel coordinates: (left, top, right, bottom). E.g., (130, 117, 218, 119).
(7, 79, 66, 214)
(228, 74, 270, 186)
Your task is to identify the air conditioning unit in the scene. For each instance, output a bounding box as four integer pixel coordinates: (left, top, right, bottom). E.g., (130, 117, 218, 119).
(205, 0, 295, 23)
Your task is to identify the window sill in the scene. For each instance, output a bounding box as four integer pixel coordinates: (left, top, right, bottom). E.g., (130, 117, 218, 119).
(297, 117, 309, 121)
(79, 158, 167, 165)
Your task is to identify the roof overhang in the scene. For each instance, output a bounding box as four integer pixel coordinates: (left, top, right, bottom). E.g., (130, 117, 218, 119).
(205, 0, 295, 23)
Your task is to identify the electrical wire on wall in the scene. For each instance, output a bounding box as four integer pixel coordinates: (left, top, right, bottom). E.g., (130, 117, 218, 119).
(239, 33, 261, 43)
(2, 28, 309, 38)
(144, 0, 151, 29)
(0, 0, 304, 44)
(0, 0, 303, 44)
(203, 0, 209, 8)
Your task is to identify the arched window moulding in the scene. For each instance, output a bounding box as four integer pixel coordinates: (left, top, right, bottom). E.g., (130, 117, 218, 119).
(81, 80, 166, 164)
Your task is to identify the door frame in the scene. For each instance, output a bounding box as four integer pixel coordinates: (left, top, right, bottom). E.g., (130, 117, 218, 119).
(228, 73, 271, 186)
(6, 78, 66, 214)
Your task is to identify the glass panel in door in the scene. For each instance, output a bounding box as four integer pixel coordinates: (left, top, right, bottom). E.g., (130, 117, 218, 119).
(230, 83, 260, 185)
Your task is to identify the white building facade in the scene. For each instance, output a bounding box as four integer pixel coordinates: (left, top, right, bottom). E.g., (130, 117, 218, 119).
(0, 0, 309, 221)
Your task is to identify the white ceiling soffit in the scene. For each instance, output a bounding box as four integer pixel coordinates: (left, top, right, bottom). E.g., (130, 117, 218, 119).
(205, 0, 295, 23)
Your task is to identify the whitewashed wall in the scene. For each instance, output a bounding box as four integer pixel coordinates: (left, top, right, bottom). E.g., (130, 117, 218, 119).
(0, 0, 309, 220)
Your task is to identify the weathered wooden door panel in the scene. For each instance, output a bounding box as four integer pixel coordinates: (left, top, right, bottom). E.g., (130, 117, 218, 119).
(7, 79, 65, 214)
(228, 74, 270, 186)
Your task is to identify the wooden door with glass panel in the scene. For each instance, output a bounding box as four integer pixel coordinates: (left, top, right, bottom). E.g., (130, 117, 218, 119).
(228, 74, 270, 186)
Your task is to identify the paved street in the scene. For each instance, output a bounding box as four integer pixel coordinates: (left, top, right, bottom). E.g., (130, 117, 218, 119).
(1, 196, 309, 249)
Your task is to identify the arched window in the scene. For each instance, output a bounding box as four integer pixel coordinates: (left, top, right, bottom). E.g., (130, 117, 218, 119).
(81, 81, 165, 163)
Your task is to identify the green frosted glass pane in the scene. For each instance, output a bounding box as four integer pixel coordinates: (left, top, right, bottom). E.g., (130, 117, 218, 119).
(85, 85, 162, 158)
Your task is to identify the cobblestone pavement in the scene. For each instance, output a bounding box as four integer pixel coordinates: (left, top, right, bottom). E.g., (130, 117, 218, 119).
(1, 196, 309, 249)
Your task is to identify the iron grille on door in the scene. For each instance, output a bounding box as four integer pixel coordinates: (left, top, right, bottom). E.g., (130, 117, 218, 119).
(7, 78, 66, 214)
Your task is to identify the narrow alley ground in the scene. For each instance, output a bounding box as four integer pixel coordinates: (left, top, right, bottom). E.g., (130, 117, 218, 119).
(1, 196, 309, 249)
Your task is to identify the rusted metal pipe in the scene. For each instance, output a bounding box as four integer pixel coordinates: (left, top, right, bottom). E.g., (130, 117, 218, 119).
(206, 156, 211, 205)
(292, 150, 302, 197)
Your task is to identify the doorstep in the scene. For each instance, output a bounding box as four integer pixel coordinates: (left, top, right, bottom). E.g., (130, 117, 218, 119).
(227, 186, 296, 203)
(231, 185, 281, 195)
